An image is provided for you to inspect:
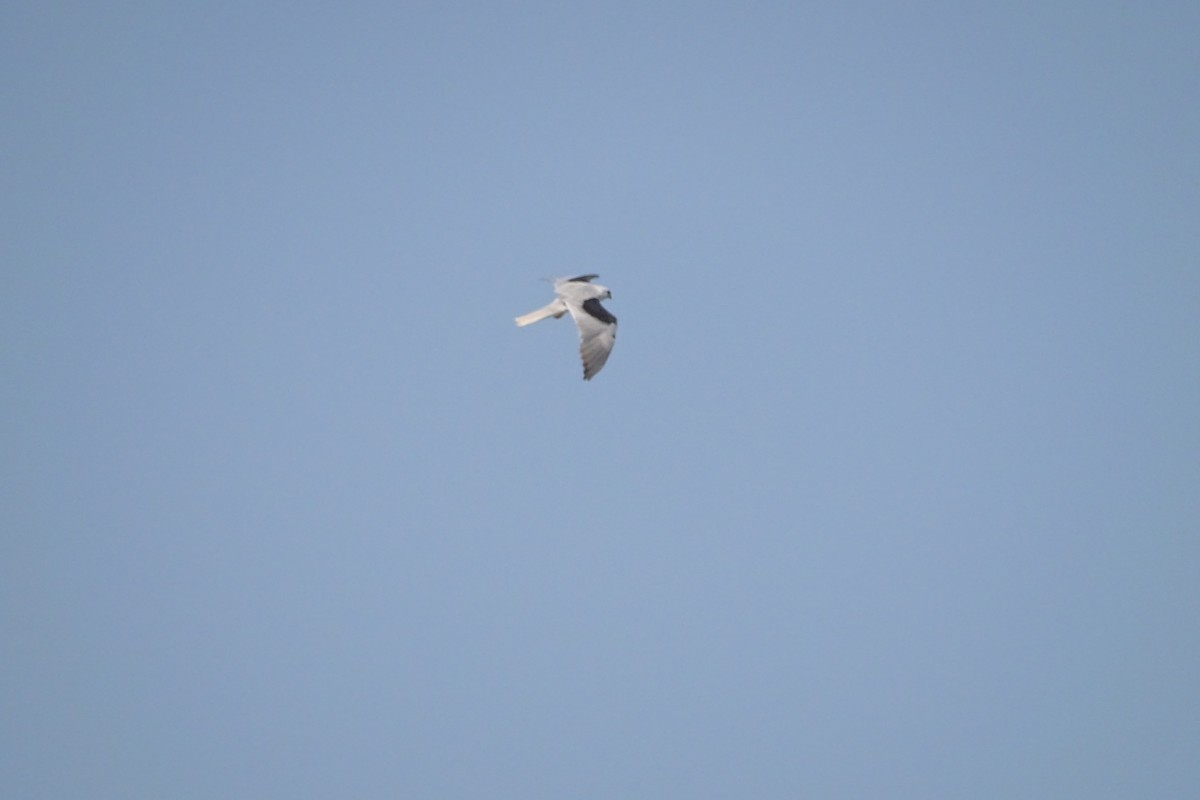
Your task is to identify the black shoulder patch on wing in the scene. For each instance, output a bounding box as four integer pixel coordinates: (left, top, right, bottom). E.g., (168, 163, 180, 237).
(567, 274, 599, 283)
(582, 298, 617, 325)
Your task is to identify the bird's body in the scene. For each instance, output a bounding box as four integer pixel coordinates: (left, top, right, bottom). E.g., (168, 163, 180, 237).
(516, 275, 617, 380)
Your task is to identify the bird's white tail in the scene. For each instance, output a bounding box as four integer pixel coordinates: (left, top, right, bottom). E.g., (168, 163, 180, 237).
(515, 300, 568, 327)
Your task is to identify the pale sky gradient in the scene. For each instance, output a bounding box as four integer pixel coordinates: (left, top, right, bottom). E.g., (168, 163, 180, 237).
(3, 2, 1198, 797)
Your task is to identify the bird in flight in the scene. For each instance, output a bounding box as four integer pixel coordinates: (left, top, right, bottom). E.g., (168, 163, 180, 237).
(515, 275, 617, 380)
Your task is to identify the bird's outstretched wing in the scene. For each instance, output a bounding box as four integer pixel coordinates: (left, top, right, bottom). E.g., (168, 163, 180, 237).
(565, 297, 617, 380)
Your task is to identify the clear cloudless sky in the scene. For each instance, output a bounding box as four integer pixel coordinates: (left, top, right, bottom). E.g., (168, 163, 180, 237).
(3, 2, 1198, 797)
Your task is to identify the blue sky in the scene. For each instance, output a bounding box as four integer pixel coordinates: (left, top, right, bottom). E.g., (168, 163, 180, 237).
(3, 2, 1198, 797)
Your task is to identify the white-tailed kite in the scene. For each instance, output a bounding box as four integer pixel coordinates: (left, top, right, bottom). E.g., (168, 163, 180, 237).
(515, 274, 617, 380)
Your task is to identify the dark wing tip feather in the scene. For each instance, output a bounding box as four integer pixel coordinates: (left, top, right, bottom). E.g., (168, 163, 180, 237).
(567, 274, 600, 283)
